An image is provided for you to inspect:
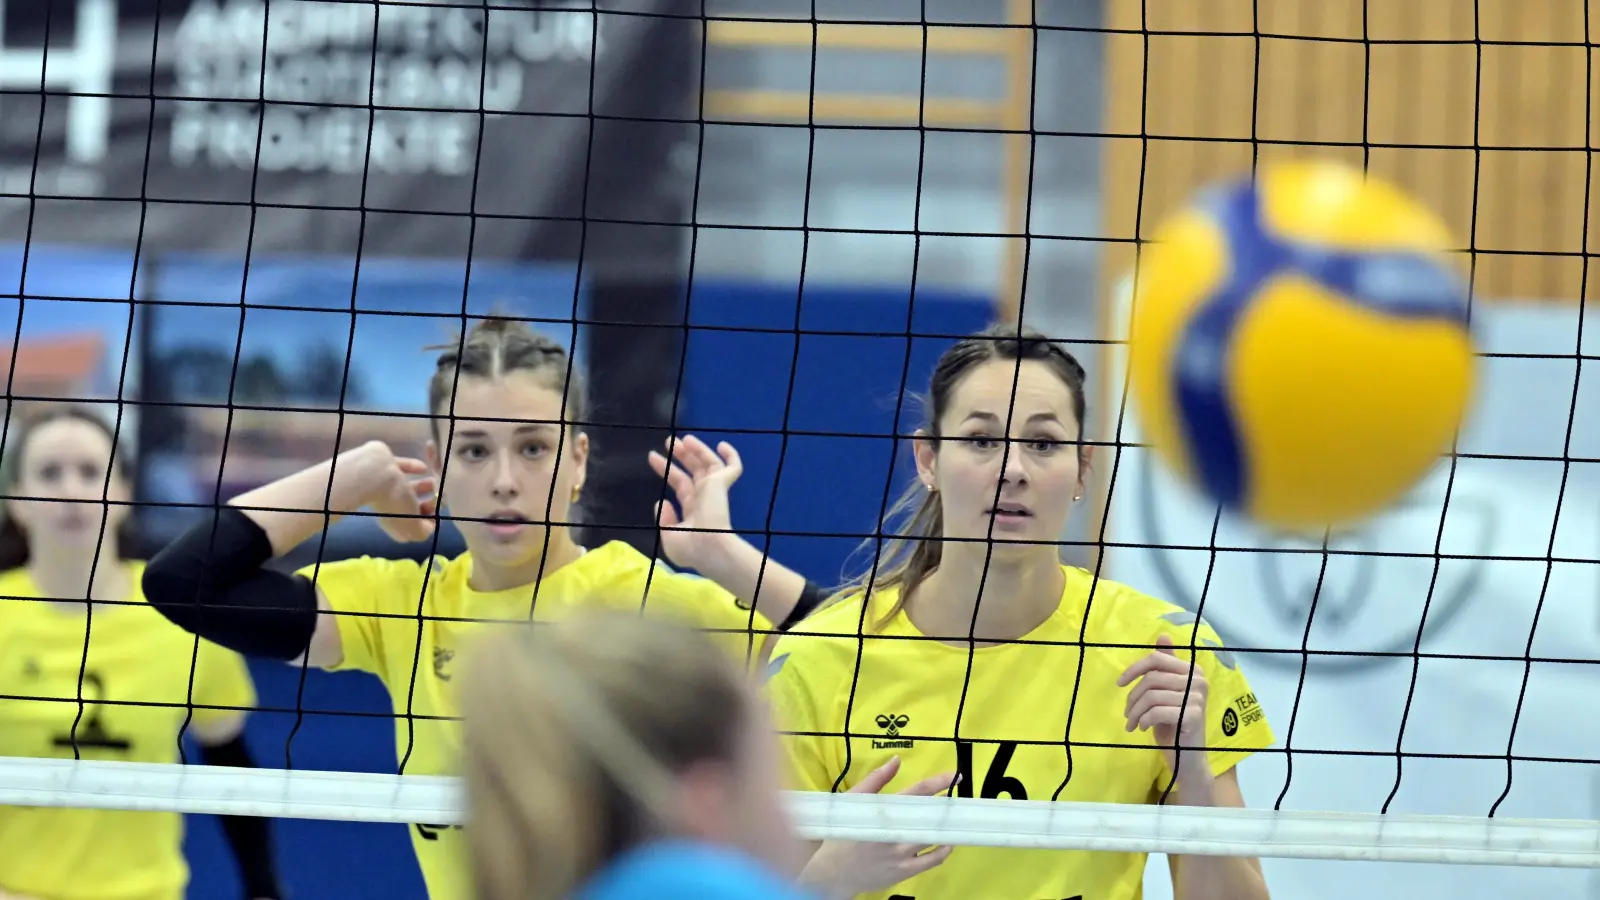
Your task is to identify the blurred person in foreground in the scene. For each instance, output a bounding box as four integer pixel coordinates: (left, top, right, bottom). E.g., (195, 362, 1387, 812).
(0, 405, 282, 900)
(460, 611, 815, 900)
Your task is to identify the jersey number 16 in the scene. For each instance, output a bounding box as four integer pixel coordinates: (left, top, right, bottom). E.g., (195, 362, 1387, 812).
(955, 740, 1027, 800)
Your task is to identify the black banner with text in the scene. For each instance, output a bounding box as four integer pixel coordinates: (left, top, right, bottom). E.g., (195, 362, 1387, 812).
(0, 0, 697, 556)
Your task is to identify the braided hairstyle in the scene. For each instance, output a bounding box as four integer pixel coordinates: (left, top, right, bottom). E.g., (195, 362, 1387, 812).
(426, 317, 588, 446)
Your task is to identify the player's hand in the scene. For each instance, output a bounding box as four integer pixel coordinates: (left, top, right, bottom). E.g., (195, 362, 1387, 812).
(1119, 633, 1210, 772)
(647, 434, 742, 569)
(797, 756, 959, 899)
(359, 442, 437, 543)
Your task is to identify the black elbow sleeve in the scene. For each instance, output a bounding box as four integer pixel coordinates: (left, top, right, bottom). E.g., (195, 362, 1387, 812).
(143, 507, 319, 661)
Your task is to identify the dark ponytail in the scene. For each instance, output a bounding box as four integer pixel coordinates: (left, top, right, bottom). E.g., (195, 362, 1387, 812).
(0, 404, 142, 571)
(0, 516, 32, 572)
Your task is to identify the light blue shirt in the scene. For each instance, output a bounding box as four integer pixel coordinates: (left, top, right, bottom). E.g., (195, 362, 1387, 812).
(574, 841, 815, 900)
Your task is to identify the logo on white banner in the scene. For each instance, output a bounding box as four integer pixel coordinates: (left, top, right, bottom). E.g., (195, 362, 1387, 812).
(1127, 452, 1497, 673)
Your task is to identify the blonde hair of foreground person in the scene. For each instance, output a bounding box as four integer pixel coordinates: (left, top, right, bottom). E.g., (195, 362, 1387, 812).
(459, 612, 813, 900)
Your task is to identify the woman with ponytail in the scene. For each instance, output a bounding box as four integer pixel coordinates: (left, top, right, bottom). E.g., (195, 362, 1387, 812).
(767, 325, 1277, 900)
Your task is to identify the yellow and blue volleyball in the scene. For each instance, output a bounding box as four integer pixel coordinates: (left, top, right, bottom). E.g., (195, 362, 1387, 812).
(1127, 159, 1477, 533)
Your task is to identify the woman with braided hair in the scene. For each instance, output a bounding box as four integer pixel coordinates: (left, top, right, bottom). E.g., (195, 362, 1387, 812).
(142, 316, 823, 899)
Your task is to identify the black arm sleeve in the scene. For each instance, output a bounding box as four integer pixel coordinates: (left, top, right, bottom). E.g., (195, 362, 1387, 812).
(143, 507, 319, 661)
(780, 580, 829, 631)
(199, 735, 284, 900)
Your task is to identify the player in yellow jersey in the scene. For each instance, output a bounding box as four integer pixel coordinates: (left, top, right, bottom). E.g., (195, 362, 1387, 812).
(770, 325, 1276, 900)
(142, 317, 829, 900)
(0, 405, 282, 900)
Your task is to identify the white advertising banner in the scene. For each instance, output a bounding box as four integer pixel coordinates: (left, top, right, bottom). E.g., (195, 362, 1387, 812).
(1102, 278, 1600, 898)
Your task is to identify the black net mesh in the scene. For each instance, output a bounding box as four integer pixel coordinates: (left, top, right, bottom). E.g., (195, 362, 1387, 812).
(0, 1, 1596, 897)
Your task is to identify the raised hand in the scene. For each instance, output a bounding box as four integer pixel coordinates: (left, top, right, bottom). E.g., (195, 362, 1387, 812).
(1118, 633, 1210, 773)
(363, 447, 438, 543)
(798, 756, 960, 899)
(646, 434, 742, 570)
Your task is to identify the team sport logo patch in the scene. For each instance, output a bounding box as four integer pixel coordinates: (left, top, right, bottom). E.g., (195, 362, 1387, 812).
(1221, 692, 1263, 737)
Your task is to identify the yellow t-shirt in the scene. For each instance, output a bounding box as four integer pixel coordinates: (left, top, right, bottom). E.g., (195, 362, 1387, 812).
(767, 565, 1275, 900)
(0, 563, 258, 900)
(299, 539, 777, 900)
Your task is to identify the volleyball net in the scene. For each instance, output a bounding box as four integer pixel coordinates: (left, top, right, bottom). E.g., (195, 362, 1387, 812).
(1, 2, 1597, 898)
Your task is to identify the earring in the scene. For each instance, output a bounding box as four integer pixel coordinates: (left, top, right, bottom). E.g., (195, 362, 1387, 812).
(1073, 495, 1082, 503)
(571, 485, 583, 503)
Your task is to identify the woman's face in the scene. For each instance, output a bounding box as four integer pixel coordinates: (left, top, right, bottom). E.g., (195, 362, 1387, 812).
(915, 358, 1086, 559)
(427, 372, 588, 570)
(6, 417, 131, 552)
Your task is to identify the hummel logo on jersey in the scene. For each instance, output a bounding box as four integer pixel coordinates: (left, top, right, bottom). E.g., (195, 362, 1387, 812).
(873, 713, 912, 750)
(433, 646, 455, 682)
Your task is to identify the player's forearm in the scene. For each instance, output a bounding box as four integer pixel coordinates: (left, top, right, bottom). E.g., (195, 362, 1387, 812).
(1170, 768, 1270, 900)
(228, 440, 393, 556)
(1173, 853, 1269, 900)
(687, 535, 810, 628)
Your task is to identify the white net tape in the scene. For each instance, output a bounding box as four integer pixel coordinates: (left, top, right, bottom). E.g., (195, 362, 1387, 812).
(6, 756, 1600, 868)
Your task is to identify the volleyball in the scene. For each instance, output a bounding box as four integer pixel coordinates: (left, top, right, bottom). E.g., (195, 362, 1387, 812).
(1126, 159, 1478, 533)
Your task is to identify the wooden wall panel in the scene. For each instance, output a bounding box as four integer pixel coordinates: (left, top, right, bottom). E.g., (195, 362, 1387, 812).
(1089, 1, 1594, 573)
(1101, 0, 1597, 305)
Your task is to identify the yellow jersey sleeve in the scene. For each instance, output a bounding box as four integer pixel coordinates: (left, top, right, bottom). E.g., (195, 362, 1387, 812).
(575, 542, 776, 667)
(764, 634, 846, 793)
(1153, 610, 1275, 778)
(642, 569, 775, 664)
(190, 640, 258, 728)
(295, 556, 430, 680)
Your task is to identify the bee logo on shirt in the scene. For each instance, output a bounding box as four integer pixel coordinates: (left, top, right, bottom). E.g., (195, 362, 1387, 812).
(433, 646, 455, 682)
(873, 713, 912, 750)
